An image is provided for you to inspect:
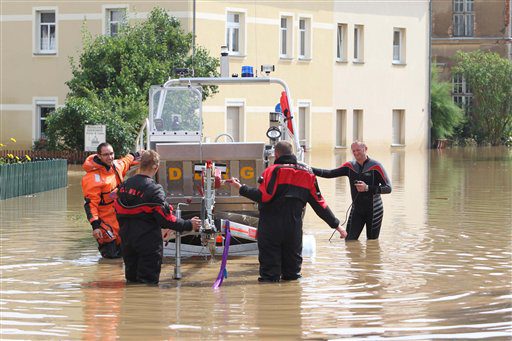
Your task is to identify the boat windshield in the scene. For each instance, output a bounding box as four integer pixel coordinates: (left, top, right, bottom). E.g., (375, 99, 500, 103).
(149, 86, 201, 133)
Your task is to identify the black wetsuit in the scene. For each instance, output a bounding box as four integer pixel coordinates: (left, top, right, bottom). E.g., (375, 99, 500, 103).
(240, 154, 340, 282)
(313, 158, 391, 240)
(114, 174, 192, 284)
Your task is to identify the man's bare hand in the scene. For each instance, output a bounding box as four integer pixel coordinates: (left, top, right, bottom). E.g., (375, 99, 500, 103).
(162, 228, 175, 241)
(336, 226, 348, 239)
(190, 216, 201, 231)
(355, 180, 368, 193)
(225, 177, 242, 189)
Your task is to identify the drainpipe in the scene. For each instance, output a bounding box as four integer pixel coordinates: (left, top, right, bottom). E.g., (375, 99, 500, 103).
(428, 0, 433, 149)
(192, 0, 196, 75)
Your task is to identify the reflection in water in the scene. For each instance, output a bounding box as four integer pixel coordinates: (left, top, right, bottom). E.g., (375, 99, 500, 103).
(391, 149, 405, 187)
(344, 240, 385, 328)
(0, 147, 511, 339)
(254, 282, 303, 339)
(82, 260, 125, 341)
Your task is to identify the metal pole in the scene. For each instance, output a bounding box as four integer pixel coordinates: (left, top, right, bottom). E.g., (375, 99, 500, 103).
(173, 204, 184, 280)
(174, 232, 182, 279)
(192, 0, 196, 75)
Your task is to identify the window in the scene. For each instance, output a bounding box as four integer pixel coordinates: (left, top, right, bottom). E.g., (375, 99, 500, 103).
(35, 101, 55, 139)
(226, 104, 244, 141)
(35, 10, 56, 54)
(353, 110, 363, 141)
(106, 8, 126, 36)
(298, 17, 311, 59)
(392, 109, 405, 145)
(280, 16, 293, 58)
(298, 104, 310, 148)
(226, 12, 245, 55)
(336, 24, 347, 61)
(336, 110, 347, 147)
(354, 25, 364, 62)
(453, 0, 474, 37)
(393, 28, 406, 64)
(452, 74, 473, 116)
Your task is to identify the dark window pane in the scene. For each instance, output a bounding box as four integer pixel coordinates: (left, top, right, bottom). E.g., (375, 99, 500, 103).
(41, 12, 55, 23)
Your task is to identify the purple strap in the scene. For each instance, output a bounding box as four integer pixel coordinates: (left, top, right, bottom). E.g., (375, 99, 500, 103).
(212, 220, 231, 289)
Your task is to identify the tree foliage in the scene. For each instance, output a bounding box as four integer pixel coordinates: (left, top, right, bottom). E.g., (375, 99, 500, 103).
(46, 8, 219, 154)
(430, 65, 464, 143)
(46, 96, 137, 154)
(452, 51, 512, 145)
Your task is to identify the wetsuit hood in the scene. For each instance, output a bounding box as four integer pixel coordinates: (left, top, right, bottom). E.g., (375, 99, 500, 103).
(82, 154, 111, 173)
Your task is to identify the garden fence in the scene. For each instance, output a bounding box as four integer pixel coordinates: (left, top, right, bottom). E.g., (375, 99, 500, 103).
(0, 159, 68, 200)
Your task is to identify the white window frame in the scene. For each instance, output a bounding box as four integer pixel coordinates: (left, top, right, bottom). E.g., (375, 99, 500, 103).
(392, 109, 405, 146)
(298, 16, 312, 60)
(353, 25, 364, 63)
(335, 109, 347, 148)
(452, 74, 473, 116)
(393, 28, 406, 64)
(453, 0, 474, 37)
(336, 23, 348, 62)
(280, 14, 293, 59)
(225, 100, 245, 142)
(33, 7, 57, 55)
(103, 5, 128, 36)
(353, 109, 363, 141)
(297, 101, 311, 149)
(226, 9, 246, 56)
(33, 98, 57, 141)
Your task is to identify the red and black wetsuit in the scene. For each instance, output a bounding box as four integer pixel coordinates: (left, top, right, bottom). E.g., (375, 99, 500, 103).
(313, 157, 391, 240)
(114, 174, 193, 284)
(240, 154, 340, 282)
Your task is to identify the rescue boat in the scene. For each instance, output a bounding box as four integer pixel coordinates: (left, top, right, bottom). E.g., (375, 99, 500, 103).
(135, 74, 304, 279)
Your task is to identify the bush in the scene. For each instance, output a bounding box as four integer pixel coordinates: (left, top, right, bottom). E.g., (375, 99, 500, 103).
(452, 51, 512, 145)
(430, 65, 464, 144)
(32, 138, 49, 151)
(46, 97, 136, 155)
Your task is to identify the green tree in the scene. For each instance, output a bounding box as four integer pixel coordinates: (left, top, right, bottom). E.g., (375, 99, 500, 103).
(430, 64, 464, 144)
(452, 51, 512, 145)
(46, 7, 219, 154)
(45, 96, 137, 154)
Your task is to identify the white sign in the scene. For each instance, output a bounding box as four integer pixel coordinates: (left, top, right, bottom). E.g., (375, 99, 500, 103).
(84, 125, 106, 152)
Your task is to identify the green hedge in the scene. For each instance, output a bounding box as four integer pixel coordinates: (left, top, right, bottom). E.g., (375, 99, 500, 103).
(0, 160, 67, 200)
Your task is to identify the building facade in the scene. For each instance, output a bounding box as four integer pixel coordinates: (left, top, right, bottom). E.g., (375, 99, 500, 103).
(1, 1, 430, 151)
(431, 0, 512, 111)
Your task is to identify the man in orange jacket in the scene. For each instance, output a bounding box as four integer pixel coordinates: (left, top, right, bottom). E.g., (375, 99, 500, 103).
(82, 142, 140, 258)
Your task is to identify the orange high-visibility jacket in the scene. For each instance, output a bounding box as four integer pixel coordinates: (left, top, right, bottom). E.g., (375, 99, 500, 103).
(82, 154, 136, 245)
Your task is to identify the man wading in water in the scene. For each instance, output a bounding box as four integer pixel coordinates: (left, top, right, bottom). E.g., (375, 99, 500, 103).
(82, 143, 140, 258)
(312, 141, 392, 240)
(226, 141, 347, 282)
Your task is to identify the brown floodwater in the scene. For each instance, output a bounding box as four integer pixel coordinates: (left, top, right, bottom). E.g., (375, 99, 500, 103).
(1, 146, 511, 339)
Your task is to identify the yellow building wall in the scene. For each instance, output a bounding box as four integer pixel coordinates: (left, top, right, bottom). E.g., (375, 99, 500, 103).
(1, 1, 429, 152)
(193, 2, 337, 150)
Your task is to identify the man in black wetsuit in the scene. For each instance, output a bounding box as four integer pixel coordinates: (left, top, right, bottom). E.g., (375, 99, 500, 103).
(313, 141, 391, 241)
(114, 150, 201, 284)
(227, 141, 347, 282)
